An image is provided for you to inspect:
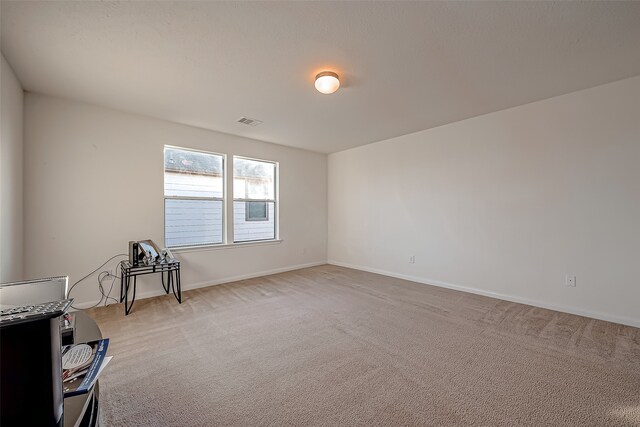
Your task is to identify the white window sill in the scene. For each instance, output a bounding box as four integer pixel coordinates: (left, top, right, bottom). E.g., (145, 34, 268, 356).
(170, 239, 283, 254)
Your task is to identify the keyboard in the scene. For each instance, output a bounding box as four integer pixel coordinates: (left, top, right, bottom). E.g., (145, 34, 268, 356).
(0, 299, 73, 327)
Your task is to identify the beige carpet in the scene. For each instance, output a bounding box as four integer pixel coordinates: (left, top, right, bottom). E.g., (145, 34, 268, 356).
(87, 265, 640, 426)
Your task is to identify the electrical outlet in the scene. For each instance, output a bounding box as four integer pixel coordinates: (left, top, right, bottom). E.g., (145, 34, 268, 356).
(409, 256, 415, 264)
(565, 275, 576, 287)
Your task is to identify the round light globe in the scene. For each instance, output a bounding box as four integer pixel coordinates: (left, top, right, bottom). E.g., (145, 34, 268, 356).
(315, 71, 340, 94)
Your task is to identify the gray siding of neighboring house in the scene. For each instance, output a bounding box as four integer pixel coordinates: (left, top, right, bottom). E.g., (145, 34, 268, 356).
(165, 199, 223, 247)
(165, 201, 275, 246)
(164, 170, 275, 247)
(233, 202, 276, 242)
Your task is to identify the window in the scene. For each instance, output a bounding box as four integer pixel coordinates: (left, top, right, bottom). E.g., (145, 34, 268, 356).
(164, 148, 278, 248)
(245, 201, 268, 221)
(233, 157, 277, 242)
(164, 147, 224, 247)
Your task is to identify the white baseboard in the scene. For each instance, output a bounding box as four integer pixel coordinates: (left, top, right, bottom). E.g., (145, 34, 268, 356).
(74, 258, 639, 328)
(328, 260, 640, 328)
(73, 261, 327, 310)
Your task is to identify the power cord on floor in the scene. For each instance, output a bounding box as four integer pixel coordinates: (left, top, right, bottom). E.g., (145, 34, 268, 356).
(97, 264, 123, 307)
(67, 254, 128, 309)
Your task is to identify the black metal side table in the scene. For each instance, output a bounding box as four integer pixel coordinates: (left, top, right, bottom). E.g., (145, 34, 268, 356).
(119, 260, 181, 315)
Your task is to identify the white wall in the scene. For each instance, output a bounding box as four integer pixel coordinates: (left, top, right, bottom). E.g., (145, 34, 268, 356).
(329, 76, 640, 327)
(0, 52, 24, 282)
(24, 94, 327, 307)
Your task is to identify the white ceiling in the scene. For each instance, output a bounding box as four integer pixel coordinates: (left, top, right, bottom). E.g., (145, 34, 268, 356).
(2, 2, 640, 154)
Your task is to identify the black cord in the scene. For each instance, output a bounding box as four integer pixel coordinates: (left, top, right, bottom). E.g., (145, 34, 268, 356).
(101, 260, 125, 306)
(68, 254, 127, 309)
(97, 271, 119, 306)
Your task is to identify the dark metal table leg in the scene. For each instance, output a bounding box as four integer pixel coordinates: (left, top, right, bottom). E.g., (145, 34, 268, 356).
(120, 271, 125, 303)
(170, 268, 177, 302)
(174, 268, 181, 303)
(169, 268, 180, 303)
(124, 274, 129, 314)
(125, 275, 137, 315)
(161, 270, 170, 294)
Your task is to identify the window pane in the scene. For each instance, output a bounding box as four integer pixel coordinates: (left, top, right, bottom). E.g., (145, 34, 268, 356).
(165, 199, 223, 247)
(233, 157, 275, 200)
(234, 201, 275, 242)
(246, 201, 268, 221)
(165, 148, 223, 198)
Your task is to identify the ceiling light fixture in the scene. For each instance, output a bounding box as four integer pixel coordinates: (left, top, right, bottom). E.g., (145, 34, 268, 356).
(314, 71, 340, 94)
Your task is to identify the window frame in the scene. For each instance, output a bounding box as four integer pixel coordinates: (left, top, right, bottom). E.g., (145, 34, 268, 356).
(232, 155, 279, 243)
(163, 145, 226, 248)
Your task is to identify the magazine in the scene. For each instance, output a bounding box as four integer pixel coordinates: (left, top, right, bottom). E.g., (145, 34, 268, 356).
(62, 338, 111, 397)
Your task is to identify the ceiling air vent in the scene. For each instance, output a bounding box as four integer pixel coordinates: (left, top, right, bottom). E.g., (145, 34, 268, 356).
(236, 117, 263, 126)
